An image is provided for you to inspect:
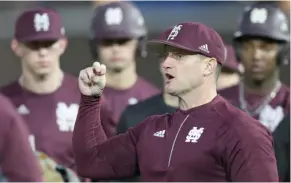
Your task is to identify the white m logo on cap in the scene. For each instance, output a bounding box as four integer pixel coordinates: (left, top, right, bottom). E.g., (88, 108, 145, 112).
(167, 25, 183, 40)
(250, 8, 268, 24)
(105, 8, 123, 25)
(34, 13, 50, 32)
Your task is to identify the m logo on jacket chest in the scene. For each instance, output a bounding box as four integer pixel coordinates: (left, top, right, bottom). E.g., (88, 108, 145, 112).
(56, 102, 79, 132)
(185, 127, 204, 143)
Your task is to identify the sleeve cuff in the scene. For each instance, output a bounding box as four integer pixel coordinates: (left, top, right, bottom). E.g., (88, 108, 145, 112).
(81, 94, 102, 104)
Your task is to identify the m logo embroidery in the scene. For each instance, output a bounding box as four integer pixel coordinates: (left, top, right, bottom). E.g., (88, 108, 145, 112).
(34, 13, 50, 32)
(167, 24, 183, 40)
(250, 8, 268, 24)
(104, 8, 123, 25)
(185, 127, 204, 143)
(56, 102, 79, 132)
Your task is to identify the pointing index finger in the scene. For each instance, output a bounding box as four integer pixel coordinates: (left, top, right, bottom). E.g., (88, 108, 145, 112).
(93, 61, 102, 75)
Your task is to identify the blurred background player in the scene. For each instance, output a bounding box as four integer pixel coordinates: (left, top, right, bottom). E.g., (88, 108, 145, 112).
(0, 7, 84, 181)
(0, 94, 42, 181)
(89, 1, 160, 136)
(219, 3, 290, 181)
(217, 44, 243, 90)
(219, 2, 290, 131)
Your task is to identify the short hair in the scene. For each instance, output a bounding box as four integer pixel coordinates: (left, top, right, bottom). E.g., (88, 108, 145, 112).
(216, 64, 222, 80)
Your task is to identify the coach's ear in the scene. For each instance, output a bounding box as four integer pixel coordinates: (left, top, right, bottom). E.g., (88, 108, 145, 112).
(11, 39, 22, 57)
(203, 57, 217, 77)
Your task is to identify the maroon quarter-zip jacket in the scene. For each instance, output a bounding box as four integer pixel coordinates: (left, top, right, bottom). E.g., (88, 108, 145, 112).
(72, 94, 279, 182)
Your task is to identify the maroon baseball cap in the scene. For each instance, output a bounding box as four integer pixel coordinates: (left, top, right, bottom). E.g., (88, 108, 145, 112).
(149, 22, 226, 65)
(14, 7, 65, 42)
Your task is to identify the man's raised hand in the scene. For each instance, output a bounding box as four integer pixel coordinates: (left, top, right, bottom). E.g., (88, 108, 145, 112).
(78, 62, 106, 96)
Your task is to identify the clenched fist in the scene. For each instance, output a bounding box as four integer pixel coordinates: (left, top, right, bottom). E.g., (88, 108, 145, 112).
(78, 62, 106, 96)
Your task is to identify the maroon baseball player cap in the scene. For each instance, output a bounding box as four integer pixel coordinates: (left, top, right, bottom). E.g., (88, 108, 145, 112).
(149, 22, 226, 65)
(14, 7, 65, 42)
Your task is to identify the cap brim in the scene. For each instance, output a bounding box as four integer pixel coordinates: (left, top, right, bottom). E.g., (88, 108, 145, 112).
(148, 39, 225, 65)
(18, 35, 64, 42)
(148, 39, 196, 54)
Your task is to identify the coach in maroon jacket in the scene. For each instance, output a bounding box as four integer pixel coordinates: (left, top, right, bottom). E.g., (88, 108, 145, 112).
(72, 22, 278, 181)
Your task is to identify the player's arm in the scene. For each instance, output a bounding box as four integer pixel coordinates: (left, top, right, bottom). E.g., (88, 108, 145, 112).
(73, 94, 144, 180)
(219, 120, 279, 182)
(0, 96, 43, 181)
(100, 101, 117, 138)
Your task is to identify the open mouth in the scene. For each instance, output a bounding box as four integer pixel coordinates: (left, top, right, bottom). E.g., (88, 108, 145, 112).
(165, 73, 175, 82)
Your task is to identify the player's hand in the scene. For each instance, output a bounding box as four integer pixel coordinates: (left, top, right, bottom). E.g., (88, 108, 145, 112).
(78, 62, 106, 96)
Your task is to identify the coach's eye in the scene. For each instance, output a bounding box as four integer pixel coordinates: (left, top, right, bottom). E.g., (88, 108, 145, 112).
(156, 52, 168, 60)
(172, 53, 184, 60)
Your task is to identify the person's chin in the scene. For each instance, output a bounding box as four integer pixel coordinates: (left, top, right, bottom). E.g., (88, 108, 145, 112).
(34, 67, 52, 75)
(108, 63, 126, 73)
(249, 73, 268, 84)
(165, 86, 179, 96)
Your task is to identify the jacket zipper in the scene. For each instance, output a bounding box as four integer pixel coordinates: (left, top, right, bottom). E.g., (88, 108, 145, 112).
(167, 114, 190, 167)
